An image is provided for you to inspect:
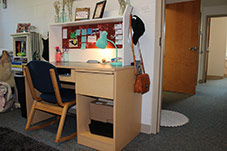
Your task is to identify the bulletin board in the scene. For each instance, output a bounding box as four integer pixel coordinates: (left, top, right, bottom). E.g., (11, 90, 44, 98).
(62, 21, 123, 49)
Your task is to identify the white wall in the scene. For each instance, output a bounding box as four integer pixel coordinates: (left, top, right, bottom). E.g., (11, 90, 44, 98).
(226, 24, 227, 57)
(207, 17, 227, 76)
(0, 0, 56, 53)
(0, 0, 160, 133)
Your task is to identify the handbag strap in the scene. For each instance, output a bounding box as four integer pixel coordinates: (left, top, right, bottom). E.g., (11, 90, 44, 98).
(137, 41, 146, 73)
(130, 14, 137, 75)
(129, 14, 145, 75)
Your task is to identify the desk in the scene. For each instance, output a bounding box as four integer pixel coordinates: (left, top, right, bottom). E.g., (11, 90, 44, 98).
(24, 62, 142, 151)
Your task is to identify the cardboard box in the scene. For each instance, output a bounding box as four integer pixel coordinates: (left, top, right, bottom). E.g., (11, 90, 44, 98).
(90, 100, 113, 124)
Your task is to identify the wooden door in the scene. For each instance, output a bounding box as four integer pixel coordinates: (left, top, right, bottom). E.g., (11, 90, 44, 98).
(163, 0, 200, 94)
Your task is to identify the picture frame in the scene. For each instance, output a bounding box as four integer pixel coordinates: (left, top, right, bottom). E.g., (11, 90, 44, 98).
(16, 23, 31, 33)
(75, 8, 90, 21)
(93, 0, 106, 19)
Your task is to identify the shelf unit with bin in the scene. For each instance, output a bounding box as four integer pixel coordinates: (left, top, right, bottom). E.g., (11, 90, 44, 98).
(49, 6, 133, 66)
(11, 32, 33, 63)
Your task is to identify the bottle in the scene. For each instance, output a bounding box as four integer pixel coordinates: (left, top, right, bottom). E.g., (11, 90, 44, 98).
(63, 52, 69, 62)
(56, 52, 61, 62)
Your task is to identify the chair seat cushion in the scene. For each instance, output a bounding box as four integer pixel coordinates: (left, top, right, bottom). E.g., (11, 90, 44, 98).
(40, 88, 75, 103)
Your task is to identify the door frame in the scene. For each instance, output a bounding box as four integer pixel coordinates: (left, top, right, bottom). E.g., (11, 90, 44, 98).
(153, 0, 200, 133)
(202, 14, 227, 82)
(156, 1, 227, 134)
(151, 0, 166, 133)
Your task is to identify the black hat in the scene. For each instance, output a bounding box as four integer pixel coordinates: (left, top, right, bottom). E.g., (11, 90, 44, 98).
(131, 15, 145, 45)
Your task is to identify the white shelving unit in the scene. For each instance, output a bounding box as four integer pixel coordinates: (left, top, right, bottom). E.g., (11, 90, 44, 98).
(49, 6, 133, 66)
(11, 32, 33, 63)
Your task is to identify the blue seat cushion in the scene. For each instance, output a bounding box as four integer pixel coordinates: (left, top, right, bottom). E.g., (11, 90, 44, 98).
(40, 88, 75, 103)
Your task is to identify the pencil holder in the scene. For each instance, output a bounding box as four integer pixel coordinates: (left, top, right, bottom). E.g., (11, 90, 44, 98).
(56, 52, 61, 62)
(63, 53, 69, 62)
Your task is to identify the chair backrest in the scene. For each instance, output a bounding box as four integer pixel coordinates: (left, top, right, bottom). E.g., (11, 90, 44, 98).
(27, 60, 61, 94)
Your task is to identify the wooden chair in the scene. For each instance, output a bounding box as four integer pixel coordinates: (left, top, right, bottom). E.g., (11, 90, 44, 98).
(24, 60, 77, 143)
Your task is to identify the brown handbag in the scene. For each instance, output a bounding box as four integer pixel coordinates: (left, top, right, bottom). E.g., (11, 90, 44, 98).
(134, 73, 150, 94)
(130, 14, 150, 94)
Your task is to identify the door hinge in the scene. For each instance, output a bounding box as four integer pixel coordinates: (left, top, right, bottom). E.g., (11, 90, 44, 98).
(159, 37, 162, 47)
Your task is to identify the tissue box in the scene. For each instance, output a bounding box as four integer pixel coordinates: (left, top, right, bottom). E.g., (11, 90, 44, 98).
(90, 100, 113, 124)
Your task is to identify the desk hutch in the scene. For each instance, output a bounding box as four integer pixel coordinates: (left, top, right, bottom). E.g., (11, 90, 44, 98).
(48, 6, 133, 66)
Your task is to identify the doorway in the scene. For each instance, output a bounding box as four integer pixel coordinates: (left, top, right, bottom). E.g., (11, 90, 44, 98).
(203, 16, 227, 81)
(160, 0, 200, 128)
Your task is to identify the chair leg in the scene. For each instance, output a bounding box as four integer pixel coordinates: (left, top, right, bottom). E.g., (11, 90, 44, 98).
(25, 100, 37, 131)
(55, 106, 77, 143)
(55, 106, 67, 142)
(25, 100, 60, 131)
(27, 116, 60, 131)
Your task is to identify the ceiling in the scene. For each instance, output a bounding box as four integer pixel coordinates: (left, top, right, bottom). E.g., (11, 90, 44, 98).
(201, 0, 227, 7)
(166, 0, 227, 6)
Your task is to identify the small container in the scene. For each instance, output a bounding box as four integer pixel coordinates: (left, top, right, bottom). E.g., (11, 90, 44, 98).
(63, 52, 69, 62)
(56, 52, 61, 62)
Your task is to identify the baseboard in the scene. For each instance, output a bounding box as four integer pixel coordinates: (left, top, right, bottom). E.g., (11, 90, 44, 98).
(141, 123, 152, 134)
(206, 75, 223, 80)
(198, 79, 204, 83)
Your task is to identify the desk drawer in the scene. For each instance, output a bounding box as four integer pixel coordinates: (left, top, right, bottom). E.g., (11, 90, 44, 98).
(75, 72, 114, 99)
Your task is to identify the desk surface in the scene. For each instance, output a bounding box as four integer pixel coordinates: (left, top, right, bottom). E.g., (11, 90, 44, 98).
(51, 62, 133, 72)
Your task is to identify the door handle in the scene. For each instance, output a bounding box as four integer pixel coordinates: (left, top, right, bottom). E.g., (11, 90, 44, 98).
(189, 46, 198, 51)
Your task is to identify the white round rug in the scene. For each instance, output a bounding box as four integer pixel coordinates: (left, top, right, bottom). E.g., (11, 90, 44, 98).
(161, 110, 189, 127)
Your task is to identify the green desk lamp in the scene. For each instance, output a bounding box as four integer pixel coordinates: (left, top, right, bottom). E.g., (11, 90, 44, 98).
(96, 31, 122, 66)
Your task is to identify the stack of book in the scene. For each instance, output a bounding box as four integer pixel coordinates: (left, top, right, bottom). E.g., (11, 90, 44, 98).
(11, 61, 22, 71)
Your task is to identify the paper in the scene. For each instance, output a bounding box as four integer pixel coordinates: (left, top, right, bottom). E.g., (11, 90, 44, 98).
(76, 11, 89, 19)
(115, 29, 123, 35)
(63, 29, 67, 39)
(76, 29, 81, 36)
(115, 39, 123, 45)
(87, 35, 97, 43)
(106, 102, 113, 106)
(81, 36, 87, 42)
(82, 29, 87, 35)
(81, 43, 86, 49)
(115, 35, 123, 40)
(114, 24, 122, 30)
(87, 28, 92, 35)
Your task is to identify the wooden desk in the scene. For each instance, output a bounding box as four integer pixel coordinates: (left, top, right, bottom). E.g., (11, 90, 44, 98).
(25, 62, 142, 151)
